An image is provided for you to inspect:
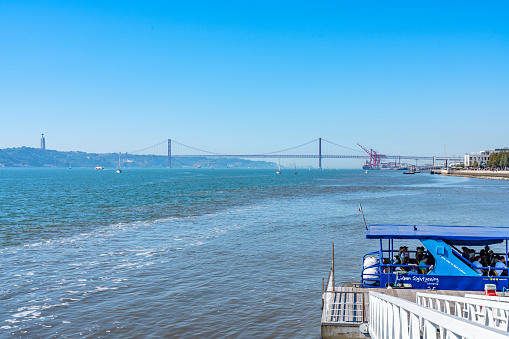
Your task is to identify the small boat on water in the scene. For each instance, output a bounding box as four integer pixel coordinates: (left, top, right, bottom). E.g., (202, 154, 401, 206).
(116, 153, 122, 173)
(360, 224, 509, 291)
(403, 169, 415, 174)
(320, 223, 509, 337)
(95, 166, 104, 170)
(276, 159, 281, 174)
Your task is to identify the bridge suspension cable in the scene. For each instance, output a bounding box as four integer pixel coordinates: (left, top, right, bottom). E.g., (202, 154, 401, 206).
(321, 138, 365, 154)
(256, 139, 318, 155)
(130, 140, 167, 154)
(171, 139, 226, 155)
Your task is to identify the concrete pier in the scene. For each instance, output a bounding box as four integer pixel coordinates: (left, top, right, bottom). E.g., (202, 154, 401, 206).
(439, 169, 509, 180)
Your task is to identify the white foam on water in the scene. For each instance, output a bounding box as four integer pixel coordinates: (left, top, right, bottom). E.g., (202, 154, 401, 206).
(43, 302, 68, 310)
(135, 251, 153, 256)
(23, 242, 43, 247)
(114, 262, 137, 268)
(27, 312, 41, 319)
(5, 319, 19, 323)
(13, 310, 35, 318)
(17, 305, 41, 312)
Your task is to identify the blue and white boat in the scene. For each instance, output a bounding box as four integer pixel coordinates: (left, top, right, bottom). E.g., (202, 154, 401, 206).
(361, 224, 509, 291)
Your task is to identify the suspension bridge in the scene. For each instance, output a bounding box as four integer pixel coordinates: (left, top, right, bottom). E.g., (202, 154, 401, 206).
(129, 138, 461, 169)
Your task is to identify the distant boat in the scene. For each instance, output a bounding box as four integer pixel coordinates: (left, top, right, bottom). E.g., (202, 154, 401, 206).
(116, 153, 122, 173)
(95, 166, 104, 170)
(365, 170, 368, 174)
(69, 163, 72, 169)
(404, 169, 415, 174)
(294, 164, 297, 174)
(276, 159, 281, 174)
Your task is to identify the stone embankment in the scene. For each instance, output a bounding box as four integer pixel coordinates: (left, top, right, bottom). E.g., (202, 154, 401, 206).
(437, 169, 509, 181)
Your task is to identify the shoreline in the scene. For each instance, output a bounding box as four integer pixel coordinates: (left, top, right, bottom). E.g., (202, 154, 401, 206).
(438, 169, 509, 181)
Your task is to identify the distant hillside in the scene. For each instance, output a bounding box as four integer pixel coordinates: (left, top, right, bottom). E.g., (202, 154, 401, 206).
(0, 147, 276, 169)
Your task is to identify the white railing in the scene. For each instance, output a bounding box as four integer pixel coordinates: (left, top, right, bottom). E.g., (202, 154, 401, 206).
(465, 293, 509, 303)
(369, 292, 509, 339)
(417, 292, 509, 332)
(322, 269, 336, 324)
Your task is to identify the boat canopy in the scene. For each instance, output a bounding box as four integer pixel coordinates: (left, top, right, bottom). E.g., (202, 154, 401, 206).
(366, 224, 509, 246)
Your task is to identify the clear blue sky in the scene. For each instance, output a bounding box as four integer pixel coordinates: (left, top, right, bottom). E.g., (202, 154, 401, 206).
(1, 1, 508, 167)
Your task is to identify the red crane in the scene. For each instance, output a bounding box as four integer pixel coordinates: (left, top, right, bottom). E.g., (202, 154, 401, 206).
(357, 144, 386, 170)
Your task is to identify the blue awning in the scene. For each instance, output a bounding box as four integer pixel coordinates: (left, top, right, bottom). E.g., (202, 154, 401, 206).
(366, 224, 509, 245)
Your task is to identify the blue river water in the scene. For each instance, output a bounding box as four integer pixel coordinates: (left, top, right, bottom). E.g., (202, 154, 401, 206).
(1, 168, 509, 338)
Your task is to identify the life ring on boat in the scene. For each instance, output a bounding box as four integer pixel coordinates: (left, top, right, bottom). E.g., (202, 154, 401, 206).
(363, 256, 378, 284)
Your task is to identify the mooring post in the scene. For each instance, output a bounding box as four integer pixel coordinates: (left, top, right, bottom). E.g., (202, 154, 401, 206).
(319, 137, 322, 169)
(167, 139, 172, 168)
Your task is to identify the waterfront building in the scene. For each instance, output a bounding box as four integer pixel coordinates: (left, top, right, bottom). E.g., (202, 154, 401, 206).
(464, 147, 509, 167)
(40, 133, 46, 150)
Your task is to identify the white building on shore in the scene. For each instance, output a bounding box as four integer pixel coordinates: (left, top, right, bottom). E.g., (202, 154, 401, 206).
(464, 148, 509, 167)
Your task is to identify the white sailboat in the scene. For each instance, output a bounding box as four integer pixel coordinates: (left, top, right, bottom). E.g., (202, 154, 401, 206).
(276, 159, 281, 174)
(116, 153, 122, 173)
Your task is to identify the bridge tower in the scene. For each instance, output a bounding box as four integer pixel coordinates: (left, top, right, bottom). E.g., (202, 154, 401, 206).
(318, 137, 322, 169)
(167, 139, 171, 168)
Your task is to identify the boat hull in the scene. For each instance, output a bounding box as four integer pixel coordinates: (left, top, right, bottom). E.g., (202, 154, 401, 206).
(379, 272, 509, 291)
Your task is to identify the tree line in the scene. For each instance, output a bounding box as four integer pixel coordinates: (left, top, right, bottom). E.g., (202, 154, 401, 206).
(487, 151, 509, 169)
(0, 147, 275, 168)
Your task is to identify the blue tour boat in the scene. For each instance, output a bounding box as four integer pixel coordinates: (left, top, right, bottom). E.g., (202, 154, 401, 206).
(361, 224, 509, 291)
